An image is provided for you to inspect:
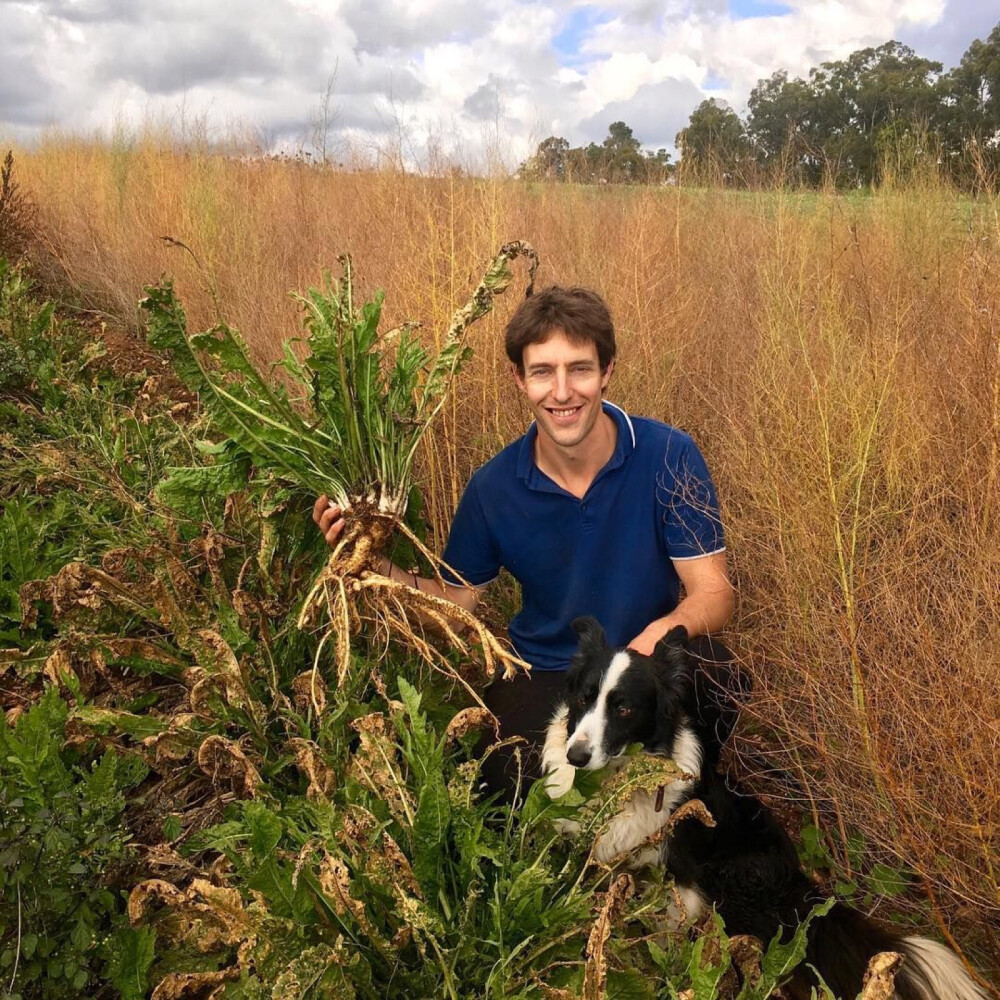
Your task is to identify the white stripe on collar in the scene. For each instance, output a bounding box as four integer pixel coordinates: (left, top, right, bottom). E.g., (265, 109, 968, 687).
(603, 401, 636, 448)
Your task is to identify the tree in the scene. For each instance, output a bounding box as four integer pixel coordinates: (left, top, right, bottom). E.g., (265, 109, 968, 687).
(807, 41, 943, 186)
(602, 121, 643, 181)
(519, 124, 671, 184)
(938, 22, 1000, 181)
(746, 71, 825, 183)
(520, 136, 571, 180)
(676, 99, 748, 181)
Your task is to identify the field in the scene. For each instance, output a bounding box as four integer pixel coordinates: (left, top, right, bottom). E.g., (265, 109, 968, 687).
(2, 136, 999, 997)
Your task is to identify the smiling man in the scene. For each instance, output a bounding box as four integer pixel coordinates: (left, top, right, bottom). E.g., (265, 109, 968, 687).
(314, 285, 741, 800)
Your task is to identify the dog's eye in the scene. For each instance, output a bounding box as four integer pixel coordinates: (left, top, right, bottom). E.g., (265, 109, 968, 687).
(575, 694, 588, 708)
(616, 704, 632, 718)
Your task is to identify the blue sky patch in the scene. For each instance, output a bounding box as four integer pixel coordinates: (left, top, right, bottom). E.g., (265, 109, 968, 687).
(552, 6, 613, 63)
(729, 0, 793, 17)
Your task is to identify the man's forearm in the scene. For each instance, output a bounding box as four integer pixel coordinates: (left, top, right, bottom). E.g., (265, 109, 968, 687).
(377, 557, 480, 613)
(629, 587, 735, 655)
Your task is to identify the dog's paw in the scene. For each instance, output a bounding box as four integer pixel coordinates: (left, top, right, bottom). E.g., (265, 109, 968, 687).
(544, 763, 576, 800)
(553, 817, 582, 836)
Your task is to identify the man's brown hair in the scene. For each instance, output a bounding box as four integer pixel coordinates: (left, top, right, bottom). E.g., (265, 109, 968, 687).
(504, 285, 616, 373)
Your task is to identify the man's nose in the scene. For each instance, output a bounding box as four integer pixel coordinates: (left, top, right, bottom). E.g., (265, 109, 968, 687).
(567, 742, 591, 768)
(552, 369, 572, 401)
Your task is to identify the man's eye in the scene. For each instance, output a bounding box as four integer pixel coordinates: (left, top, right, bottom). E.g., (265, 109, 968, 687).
(616, 704, 632, 718)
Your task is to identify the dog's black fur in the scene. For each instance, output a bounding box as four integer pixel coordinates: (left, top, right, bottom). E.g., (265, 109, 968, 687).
(554, 617, 986, 1000)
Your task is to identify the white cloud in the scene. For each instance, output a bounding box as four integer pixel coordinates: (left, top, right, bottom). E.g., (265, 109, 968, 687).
(0, 0, 990, 164)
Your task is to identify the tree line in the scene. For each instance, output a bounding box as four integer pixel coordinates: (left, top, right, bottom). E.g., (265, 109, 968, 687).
(521, 20, 1000, 189)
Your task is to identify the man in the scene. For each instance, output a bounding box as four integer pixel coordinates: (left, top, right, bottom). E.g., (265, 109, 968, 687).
(313, 285, 740, 799)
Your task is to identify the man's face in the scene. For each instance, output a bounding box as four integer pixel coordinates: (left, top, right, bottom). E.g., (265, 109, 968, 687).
(513, 330, 613, 451)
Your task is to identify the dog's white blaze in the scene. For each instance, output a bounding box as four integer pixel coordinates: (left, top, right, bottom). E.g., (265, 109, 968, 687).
(566, 650, 633, 766)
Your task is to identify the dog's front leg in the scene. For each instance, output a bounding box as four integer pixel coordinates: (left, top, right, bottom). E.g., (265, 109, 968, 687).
(593, 780, 692, 864)
(542, 704, 577, 800)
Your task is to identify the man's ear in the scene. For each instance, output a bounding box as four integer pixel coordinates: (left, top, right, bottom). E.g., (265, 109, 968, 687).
(600, 359, 615, 390)
(571, 616, 606, 654)
(511, 362, 527, 393)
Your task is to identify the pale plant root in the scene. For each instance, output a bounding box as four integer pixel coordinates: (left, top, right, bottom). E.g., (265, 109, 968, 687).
(297, 537, 529, 699)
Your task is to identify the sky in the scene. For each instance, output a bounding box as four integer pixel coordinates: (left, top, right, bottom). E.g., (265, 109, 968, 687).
(1, 0, 998, 168)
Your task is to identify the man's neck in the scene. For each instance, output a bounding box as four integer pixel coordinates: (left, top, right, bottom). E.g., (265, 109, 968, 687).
(533, 409, 618, 498)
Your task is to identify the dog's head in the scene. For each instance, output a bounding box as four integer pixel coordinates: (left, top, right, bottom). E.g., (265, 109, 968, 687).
(562, 616, 694, 770)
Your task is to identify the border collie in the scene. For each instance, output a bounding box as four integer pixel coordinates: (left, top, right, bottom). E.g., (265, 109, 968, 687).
(542, 617, 988, 1000)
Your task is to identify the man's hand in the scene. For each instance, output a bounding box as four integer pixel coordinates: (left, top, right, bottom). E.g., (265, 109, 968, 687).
(627, 626, 662, 657)
(312, 494, 346, 550)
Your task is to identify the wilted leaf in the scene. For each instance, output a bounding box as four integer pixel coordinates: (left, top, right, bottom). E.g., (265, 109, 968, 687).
(291, 669, 327, 715)
(583, 873, 635, 1000)
(861, 951, 903, 999)
(129, 878, 256, 955)
(287, 737, 336, 801)
(666, 798, 717, 833)
(272, 942, 354, 1000)
(197, 734, 261, 798)
(444, 705, 497, 745)
(150, 968, 239, 1000)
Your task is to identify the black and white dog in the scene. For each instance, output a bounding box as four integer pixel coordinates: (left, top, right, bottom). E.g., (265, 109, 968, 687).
(542, 617, 987, 1000)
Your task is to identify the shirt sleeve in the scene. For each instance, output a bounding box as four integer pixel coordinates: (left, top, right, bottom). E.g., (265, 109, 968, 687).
(656, 432, 726, 560)
(440, 474, 502, 586)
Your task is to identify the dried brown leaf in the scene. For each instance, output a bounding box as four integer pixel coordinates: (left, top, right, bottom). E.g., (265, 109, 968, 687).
(861, 951, 904, 999)
(729, 934, 762, 983)
(666, 797, 717, 833)
(291, 670, 327, 716)
(287, 737, 336, 801)
(445, 706, 497, 744)
(129, 879, 186, 924)
(42, 646, 76, 687)
(377, 831, 422, 898)
(197, 735, 261, 798)
(129, 878, 256, 955)
(271, 942, 348, 1000)
(193, 630, 246, 708)
(316, 851, 391, 953)
(583, 873, 635, 1000)
(150, 968, 239, 1000)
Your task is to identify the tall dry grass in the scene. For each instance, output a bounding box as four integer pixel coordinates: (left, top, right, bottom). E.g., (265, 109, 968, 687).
(15, 135, 1000, 967)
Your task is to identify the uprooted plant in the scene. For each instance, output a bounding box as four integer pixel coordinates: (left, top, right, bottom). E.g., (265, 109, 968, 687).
(141, 243, 538, 687)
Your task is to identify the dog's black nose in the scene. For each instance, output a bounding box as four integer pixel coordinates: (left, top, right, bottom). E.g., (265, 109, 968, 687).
(567, 744, 591, 768)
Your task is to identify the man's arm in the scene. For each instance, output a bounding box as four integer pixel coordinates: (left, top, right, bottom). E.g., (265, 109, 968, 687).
(628, 550, 734, 655)
(312, 495, 482, 614)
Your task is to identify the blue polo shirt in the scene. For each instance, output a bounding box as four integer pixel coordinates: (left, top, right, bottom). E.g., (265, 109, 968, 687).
(441, 402, 725, 671)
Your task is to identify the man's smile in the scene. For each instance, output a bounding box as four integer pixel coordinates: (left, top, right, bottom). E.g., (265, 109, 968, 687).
(546, 405, 584, 422)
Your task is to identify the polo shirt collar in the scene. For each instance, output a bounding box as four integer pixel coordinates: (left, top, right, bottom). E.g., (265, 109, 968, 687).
(516, 400, 636, 487)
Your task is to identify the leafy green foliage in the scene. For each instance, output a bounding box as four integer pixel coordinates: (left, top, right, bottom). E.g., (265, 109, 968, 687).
(0, 688, 148, 998)
(142, 250, 523, 520)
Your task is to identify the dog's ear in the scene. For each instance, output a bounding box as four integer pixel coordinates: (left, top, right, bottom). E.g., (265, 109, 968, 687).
(571, 616, 607, 653)
(653, 625, 692, 690)
(651, 672, 685, 753)
(657, 624, 689, 650)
